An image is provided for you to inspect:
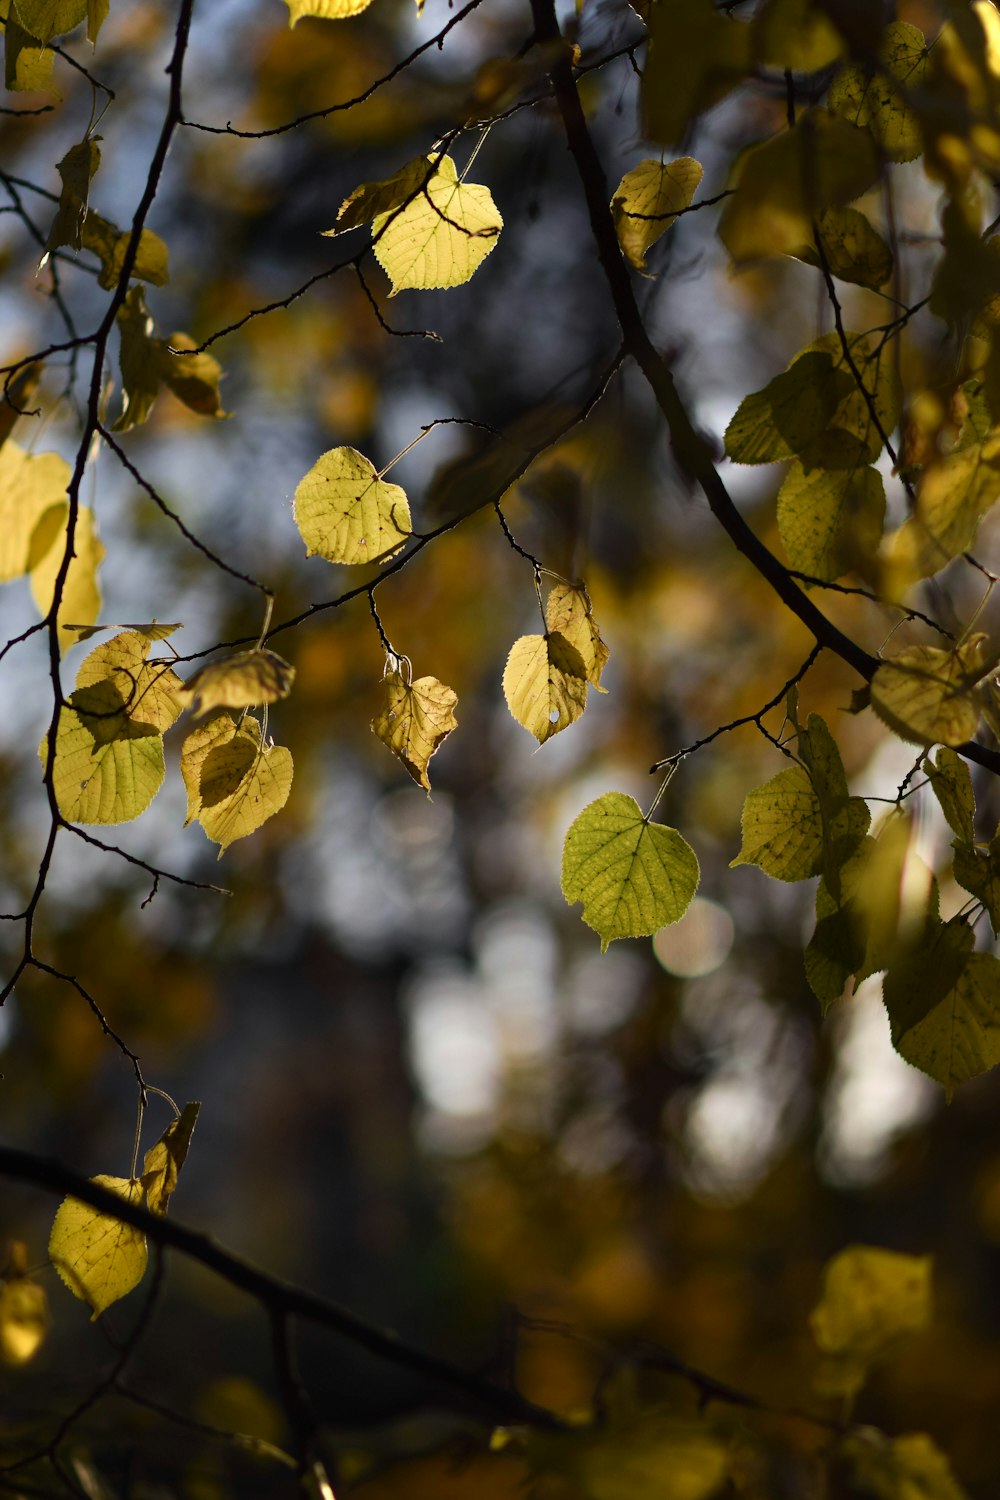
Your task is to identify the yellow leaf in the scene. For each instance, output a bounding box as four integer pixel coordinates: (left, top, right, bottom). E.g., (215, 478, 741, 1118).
(842, 1430, 969, 1500)
(180, 713, 293, 856)
(141, 1102, 200, 1216)
(502, 632, 588, 743)
(725, 351, 854, 465)
(176, 649, 295, 717)
(810, 1245, 932, 1398)
(30, 505, 105, 647)
(0, 442, 69, 583)
(80, 212, 169, 292)
(328, 157, 434, 236)
(4, 11, 58, 94)
(370, 669, 458, 791)
(777, 461, 885, 581)
(870, 637, 990, 747)
(610, 157, 703, 272)
(0, 1269, 48, 1366)
(11, 0, 85, 40)
(642, 0, 750, 145)
(753, 0, 843, 73)
(372, 154, 502, 295)
(730, 763, 824, 881)
(718, 111, 880, 266)
(828, 21, 928, 163)
(884, 430, 1000, 584)
(283, 0, 373, 24)
(49, 1175, 147, 1318)
(294, 446, 411, 565)
(544, 583, 610, 690)
(794, 206, 894, 290)
(159, 333, 228, 418)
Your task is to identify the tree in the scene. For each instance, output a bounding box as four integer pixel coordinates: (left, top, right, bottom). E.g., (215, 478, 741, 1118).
(2, 0, 1000, 1493)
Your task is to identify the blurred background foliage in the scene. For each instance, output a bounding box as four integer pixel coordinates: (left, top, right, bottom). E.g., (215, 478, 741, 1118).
(2, 0, 1000, 1494)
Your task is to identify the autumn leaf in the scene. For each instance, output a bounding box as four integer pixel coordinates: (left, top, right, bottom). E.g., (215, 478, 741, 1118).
(0, 442, 69, 583)
(176, 650, 295, 717)
(372, 154, 502, 295)
(294, 447, 411, 565)
(370, 669, 458, 791)
(544, 583, 610, 691)
(180, 713, 293, 856)
(502, 632, 588, 743)
(870, 637, 990, 747)
(811, 1245, 932, 1397)
(49, 1176, 147, 1318)
(610, 157, 703, 272)
(141, 1103, 200, 1216)
(29, 505, 105, 647)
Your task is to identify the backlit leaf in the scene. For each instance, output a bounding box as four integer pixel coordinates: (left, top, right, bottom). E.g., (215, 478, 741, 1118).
(870, 637, 989, 747)
(544, 583, 609, 691)
(114, 284, 161, 432)
(718, 111, 880, 266)
(883, 913, 1000, 1092)
(371, 669, 458, 791)
(810, 1245, 932, 1398)
(610, 157, 703, 272)
(725, 351, 855, 464)
(828, 21, 928, 163)
(176, 650, 295, 717)
(30, 505, 105, 647)
(952, 836, 1000, 935)
(502, 632, 588, 743)
(753, 0, 843, 73)
(294, 446, 411, 565)
(562, 792, 699, 951)
(4, 15, 58, 93)
(795, 206, 893, 290)
(372, 153, 502, 295)
(180, 713, 293, 856)
(159, 334, 227, 418)
(0, 1260, 47, 1366)
(842, 1430, 969, 1500)
(885, 429, 1000, 583)
(49, 1175, 147, 1318)
(141, 1102, 200, 1216)
(924, 746, 976, 843)
(44, 136, 100, 256)
(0, 362, 42, 450)
(730, 764, 823, 881)
(777, 460, 885, 580)
(81, 212, 169, 292)
(0, 442, 69, 583)
(12, 0, 85, 40)
(329, 157, 433, 236)
(284, 0, 373, 24)
(642, 0, 751, 145)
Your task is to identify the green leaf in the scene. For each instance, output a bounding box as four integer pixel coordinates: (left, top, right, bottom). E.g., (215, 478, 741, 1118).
(828, 21, 928, 163)
(952, 835, 1000, 935)
(4, 14, 58, 94)
(777, 460, 885, 581)
(610, 157, 703, 272)
(870, 637, 990, 747)
(562, 792, 699, 951)
(841, 1431, 969, 1500)
(0, 442, 69, 583)
(294, 446, 411, 565)
(794, 205, 894, 290)
(328, 157, 434, 236)
(797, 713, 871, 891)
(544, 583, 610, 691)
(883, 913, 1000, 1093)
(141, 1102, 200, 1217)
(175, 650, 295, 717)
(725, 351, 854, 465)
(810, 1245, 932, 1399)
(372, 154, 502, 296)
(642, 0, 751, 146)
(804, 330, 900, 467)
(29, 505, 105, 647)
(370, 669, 458, 792)
(730, 763, 823, 881)
(924, 746, 976, 843)
(80, 212, 169, 292)
(49, 1176, 147, 1318)
(180, 713, 293, 856)
(12, 0, 85, 41)
(885, 428, 1000, 583)
(718, 111, 881, 266)
(502, 631, 588, 743)
(44, 137, 101, 256)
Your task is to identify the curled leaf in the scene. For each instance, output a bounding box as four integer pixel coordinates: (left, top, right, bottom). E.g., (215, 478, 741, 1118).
(371, 669, 458, 791)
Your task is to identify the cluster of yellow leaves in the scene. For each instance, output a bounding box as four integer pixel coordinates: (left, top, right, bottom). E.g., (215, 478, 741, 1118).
(48, 1104, 199, 1320)
(504, 583, 608, 744)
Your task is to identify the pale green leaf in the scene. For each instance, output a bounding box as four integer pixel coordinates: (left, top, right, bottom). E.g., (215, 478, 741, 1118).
(730, 763, 823, 881)
(12, 0, 85, 40)
(141, 1102, 200, 1216)
(725, 351, 854, 465)
(884, 914, 1000, 1092)
(502, 631, 588, 743)
(49, 1176, 147, 1318)
(30, 505, 104, 647)
(952, 836, 1000, 935)
(372, 154, 502, 295)
(180, 713, 293, 856)
(175, 650, 295, 717)
(810, 1245, 932, 1398)
(0, 1275, 47, 1366)
(370, 669, 458, 791)
(777, 460, 885, 581)
(80, 212, 169, 292)
(610, 156, 703, 272)
(544, 583, 609, 691)
(562, 792, 699, 952)
(0, 442, 69, 583)
(924, 746, 976, 843)
(294, 446, 411, 565)
(842, 1430, 969, 1500)
(870, 637, 989, 747)
(805, 330, 900, 468)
